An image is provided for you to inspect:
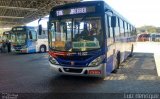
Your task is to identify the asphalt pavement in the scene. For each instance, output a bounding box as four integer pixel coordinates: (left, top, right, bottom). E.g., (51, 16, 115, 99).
(0, 47, 160, 99)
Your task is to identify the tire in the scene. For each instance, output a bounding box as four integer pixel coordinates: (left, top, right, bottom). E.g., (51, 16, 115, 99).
(112, 53, 120, 73)
(39, 45, 46, 53)
(129, 45, 134, 57)
(101, 64, 107, 79)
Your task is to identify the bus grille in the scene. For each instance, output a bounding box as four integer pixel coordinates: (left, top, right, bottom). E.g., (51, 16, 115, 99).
(57, 55, 91, 61)
(63, 68, 83, 73)
(61, 61, 86, 66)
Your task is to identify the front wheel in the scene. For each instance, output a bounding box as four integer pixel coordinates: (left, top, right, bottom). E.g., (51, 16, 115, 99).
(112, 53, 120, 73)
(39, 45, 46, 53)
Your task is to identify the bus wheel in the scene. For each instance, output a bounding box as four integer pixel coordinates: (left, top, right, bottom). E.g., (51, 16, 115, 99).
(112, 53, 120, 73)
(40, 45, 46, 53)
(129, 44, 134, 57)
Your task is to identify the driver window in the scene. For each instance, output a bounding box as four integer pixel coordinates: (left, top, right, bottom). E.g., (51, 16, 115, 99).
(29, 31, 32, 39)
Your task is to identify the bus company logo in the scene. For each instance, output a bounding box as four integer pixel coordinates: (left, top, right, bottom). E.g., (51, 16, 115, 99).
(71, 61, 75, 66)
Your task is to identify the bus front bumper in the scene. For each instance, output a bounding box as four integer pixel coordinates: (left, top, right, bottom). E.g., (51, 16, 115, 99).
(12, 48, 28, 53)
(49, 62, 106, 78)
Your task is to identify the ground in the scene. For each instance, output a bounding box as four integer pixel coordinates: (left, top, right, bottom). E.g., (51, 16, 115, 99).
(0, 42, 160, 99)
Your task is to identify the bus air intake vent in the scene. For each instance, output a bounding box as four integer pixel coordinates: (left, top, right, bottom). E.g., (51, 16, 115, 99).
(57, 55, 91, 61)
(63, 68, 82, 73)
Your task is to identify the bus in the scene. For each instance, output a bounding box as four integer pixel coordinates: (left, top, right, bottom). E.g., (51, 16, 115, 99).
(48, 1, 136, 78)
(11, 26, 48, 53)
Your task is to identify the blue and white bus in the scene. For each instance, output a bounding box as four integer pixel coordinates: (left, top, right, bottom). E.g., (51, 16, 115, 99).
(48, 1, 136, 78)
(11, 26, 48, 53)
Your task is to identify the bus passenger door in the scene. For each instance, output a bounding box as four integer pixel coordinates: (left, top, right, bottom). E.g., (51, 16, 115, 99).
(105, 14, 116, 74)
(27, 31, 37, 53)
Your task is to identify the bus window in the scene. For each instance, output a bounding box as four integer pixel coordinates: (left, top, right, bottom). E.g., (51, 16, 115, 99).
(54, 21, 68, 42)
(66, 20, 72, 41)
(49, 17, 102, 51)
(107, 16, 113, 38)
(114, 17, 120, 37)
(128, 24, 131, 36)
(31, 31, 37, 40)
(106, 15, 114, 46)
(29, 31, 33, 40)
(28, 31, 37, 40)
(119, 19, 124, 37)
(124, 22, 128, 37)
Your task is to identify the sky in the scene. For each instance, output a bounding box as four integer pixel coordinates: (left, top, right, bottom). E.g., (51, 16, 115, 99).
(106, 0, 160, 27)
(27, 0, 160, 27)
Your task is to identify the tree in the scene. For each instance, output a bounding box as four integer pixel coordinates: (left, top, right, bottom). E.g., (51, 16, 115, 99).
(137, 26, 157, 33)
(0, 28, 4, 35)
(156, 27, 160, 33)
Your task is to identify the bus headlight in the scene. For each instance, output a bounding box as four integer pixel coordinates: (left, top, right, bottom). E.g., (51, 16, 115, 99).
(49, 56, 59, 65)
(88, 55, 104, 67)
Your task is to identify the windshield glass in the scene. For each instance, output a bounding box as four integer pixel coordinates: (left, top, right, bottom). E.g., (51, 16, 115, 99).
(11, 32, 27, 45)
(49, 17, 103, 52)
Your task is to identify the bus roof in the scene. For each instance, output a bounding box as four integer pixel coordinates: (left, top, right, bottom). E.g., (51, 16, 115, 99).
(49, 1, 135, 27)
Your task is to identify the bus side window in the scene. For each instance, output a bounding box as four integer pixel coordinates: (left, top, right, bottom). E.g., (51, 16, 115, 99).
(107, 16, 113, 38)
(124, 22, 128, 37)
(130, 26, 133, 36)
(106, 15, 114, 46)
(114, 17, 120, 38)
(119, 19, 124, 37)
(127, 24, 131, 37)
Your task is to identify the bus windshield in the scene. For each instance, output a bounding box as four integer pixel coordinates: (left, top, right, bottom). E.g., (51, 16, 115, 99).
(49, 17, 103, 52)
(11, 32, 26, 45)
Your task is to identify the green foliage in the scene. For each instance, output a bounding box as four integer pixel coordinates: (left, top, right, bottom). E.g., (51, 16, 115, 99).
(137, 26, 160, 33)
(0, 28, 4, 35)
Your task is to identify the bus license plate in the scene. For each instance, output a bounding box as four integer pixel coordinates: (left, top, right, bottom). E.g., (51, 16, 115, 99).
(88, 70, 101, 74)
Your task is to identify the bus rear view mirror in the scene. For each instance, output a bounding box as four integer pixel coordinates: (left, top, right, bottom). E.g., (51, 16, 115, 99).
(111, 16, 116, 27)
(38, 25, 42, 35)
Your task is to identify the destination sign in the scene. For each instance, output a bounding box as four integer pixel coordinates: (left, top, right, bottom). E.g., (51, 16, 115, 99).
(12, 27, 24, 31)
(3, 32, 9, 35)
(56, 6, 95, 16)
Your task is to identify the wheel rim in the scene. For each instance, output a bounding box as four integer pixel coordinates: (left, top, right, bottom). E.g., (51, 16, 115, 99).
(40, 47, 45, 52)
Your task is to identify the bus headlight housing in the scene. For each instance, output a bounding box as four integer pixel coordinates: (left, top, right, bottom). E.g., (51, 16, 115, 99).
(88, 55, 104, 67)
(49, 56, 59, 65)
